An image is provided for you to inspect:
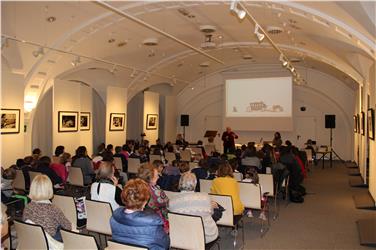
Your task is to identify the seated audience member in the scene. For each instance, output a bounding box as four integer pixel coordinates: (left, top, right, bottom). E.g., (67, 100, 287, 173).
(106, 144, 114, 155)
(191, 158, 209, 191)
(162, 160, 180, 176)
(52, 145, 65, 164)
(138, 164, 169, 233)
(96, 143, 106, 156)
(241, 144, 262, 172)
(175, 134, 187, 146)
(1, 166, 16, 200)
(72, 146, 95, 185)
(20, 156, 34, 190)
(23, 174, 72, 242)
(114, 146, 128, 173)
(50, 153, 69, 184)
(207, 162, 218, 180)
(204, 136, 217, 156)
(110, 179, 170, 250)
(272, 132, 283, 148)
(169, 173, 219, 243)
(32, 148, 42, 158)
(210, 162, 244, 216)
(36, 156, 63, 186)
(305, 139, 317, 165)
(91, 161, 123, 210)
(121, 144, 131, 160)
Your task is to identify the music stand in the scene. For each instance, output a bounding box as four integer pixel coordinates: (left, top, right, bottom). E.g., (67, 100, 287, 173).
(204, 130, 218, 138)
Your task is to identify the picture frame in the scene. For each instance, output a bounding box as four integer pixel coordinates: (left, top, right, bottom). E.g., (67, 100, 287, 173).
(58, 111, 78, 132)
(353, 115, 358, 133)
(146, 114, 158, 130)
(109, 113, 125, 131)
(368, 108, 375, 140)
(1, 108, 20, 134)
(80, 112, 90, 131)
(361, 111, 365, 136)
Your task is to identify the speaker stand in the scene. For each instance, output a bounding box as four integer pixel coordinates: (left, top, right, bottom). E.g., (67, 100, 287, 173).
(329, 128, 346, 167)
(183, 126, 186, 141)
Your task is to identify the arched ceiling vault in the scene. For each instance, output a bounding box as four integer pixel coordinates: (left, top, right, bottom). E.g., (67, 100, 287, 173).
(1, 1, 375, 111)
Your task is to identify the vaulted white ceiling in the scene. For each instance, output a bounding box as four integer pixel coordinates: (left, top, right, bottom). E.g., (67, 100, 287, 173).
(1, 1, 375, 108)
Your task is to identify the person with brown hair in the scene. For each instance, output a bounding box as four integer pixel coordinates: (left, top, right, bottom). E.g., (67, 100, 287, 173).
(110, 178, 170, 250)
(210, 162, 244, 215)
(138, 163, 169, 233)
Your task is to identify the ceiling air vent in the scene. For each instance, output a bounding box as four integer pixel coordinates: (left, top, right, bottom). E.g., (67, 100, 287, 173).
(199, 62, 210, 67)
(200, 25, 216, 33)
(266, 26, 284, 35)
(290, 57, 301, 63)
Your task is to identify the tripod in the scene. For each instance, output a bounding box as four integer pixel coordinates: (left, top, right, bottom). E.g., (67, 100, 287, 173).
(329, 128, 345, 167)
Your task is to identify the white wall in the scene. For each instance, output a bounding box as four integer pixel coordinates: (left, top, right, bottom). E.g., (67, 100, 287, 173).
(79, 85, 93, 155)
(105, 86, 127, 147)
(52, 80, 94, 156)
(164, 96, 177, 143)
(143, 91, 159, 143)
(1, 64, 25, 168)
(177, 66, 355, 159)
(367, 63, 376, 204)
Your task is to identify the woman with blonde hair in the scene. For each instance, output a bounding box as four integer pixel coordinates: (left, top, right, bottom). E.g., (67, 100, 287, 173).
(23, 174, 71, 242)
(90, 161, 124, 210)
(210, 162, 244, 216)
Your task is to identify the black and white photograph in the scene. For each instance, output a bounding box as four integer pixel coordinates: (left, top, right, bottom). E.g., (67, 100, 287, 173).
(58, 111, 78, 132)
(146, 114, 158, 130)
(110, 113, 125, 131)
(368, 108, 375, 140)
(80, 112, 90, 131)
(1, 109, 20, 134)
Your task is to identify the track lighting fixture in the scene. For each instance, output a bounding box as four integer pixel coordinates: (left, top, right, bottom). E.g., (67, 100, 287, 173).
(230, 0, 246, 20)
(130, 69, 137, 78)
(279, 54, 288, 67)
(32, 47, 44, 57)
(254, 24, 265, 42)
(71, 56, 81, 67)
(110, 64, 117, 74)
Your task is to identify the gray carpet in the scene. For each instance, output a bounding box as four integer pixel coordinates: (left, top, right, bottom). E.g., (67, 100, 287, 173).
(219, 162, 376, 249)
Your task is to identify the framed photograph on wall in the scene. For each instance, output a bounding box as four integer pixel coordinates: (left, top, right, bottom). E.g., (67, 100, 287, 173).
(80, 112, 90, 131)
(110, 113, 125, 131)
(353, 115, 358, 133)
(146, 114, 158, 130)
(360, 111, 365, 136)
(1, 108, 20, 134)
(368, 108, 375, 140)
(58, 111, 78, 132)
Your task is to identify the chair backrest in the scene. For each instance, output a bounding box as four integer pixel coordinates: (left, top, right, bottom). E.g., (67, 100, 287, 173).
(305, 149, 313, 162)
(13, 169, 25, 191)
(29, 171, 40, 185)
(52, 194, 77, 230)
(189, 162, 198, 170)
(14, 220, 49, 250)
(69, 166, 85, 186)
(238, 182, 261, 209)
(258, 174, 274, 197)
(113, 157, 123, 171)
(164, 152, 176, 163)
(169, 212, 205, 249)
(204, 145, 215, 156)
(86, 200, 113, 235)
(241, 157, 257, 167)
(61, 228, 99, 250)
(149, 154, 161, 162)
(128, 158, 141, 174)
(106, 240, 148, 250)
(199, 179, 212, 193)
(209, 194, 234, 227)
(163, 190, 178, 200)
(180, 150, 191, 162)
(233, 172, 243, 181)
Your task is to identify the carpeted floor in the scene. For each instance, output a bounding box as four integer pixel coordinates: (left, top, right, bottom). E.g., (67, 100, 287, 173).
(219, 161, 376, 250)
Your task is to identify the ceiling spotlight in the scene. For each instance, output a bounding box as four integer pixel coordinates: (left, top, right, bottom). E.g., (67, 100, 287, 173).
(130, 69, 137, 78)
(110, 65, 117, 74)
(279, 54, 288, 67)
(230, 0, 246, 20)
(71, 56, 81, 67)
(32, 47, 45, 57)
(254, 24, 265, 42)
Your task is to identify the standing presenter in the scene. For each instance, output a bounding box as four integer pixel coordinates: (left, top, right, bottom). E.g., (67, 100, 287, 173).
(221, 127, 238, 154)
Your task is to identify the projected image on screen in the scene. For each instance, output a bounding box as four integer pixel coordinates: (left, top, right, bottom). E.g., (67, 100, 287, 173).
(226, 77, 292, 117)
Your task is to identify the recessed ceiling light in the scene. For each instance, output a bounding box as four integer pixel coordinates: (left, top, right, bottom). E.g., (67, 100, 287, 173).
(46, 16, 56, 23)
(108, 38, 115, 43)
(242, 54, 253, 60)
(117, 41, 127, 47)
(143, 38, 159, 46)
